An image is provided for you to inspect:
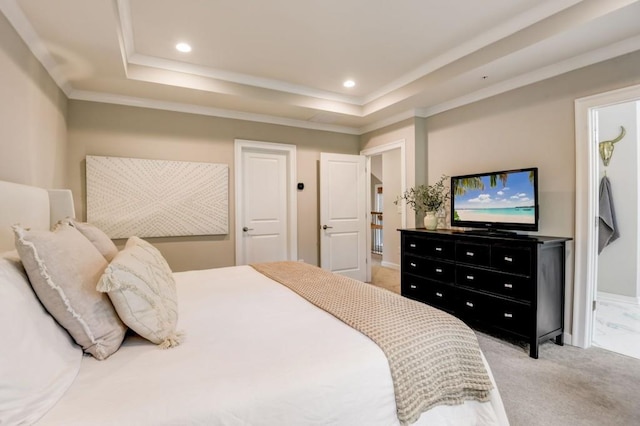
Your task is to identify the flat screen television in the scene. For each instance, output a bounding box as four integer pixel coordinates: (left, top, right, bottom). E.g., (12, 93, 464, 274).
(450, 167, 539, 233)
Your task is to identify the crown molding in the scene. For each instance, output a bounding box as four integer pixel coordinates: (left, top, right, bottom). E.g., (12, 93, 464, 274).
(416, 34, 640, 119)
(0, 0, 73, 95)
(69, 89, 362, 135)
(117, 0, 363, 106)
(362, 0, 583, 105)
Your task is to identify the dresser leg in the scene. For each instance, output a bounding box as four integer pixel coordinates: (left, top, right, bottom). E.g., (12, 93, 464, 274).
(529, 340, 539, 359)
(554, 334, 564, 346)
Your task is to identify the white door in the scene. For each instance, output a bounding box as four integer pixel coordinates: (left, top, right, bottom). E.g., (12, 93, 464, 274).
(320, 153, 367, 281)
(235, 141, 297, 265)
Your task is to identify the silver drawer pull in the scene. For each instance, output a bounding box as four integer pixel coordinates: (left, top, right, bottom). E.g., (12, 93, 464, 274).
(435, 247, 442, 252)
(410, 262, 417, 267)
(504, 283, 513, 289)
(466, 275, 474, 280)
(435, 268, 443, 273)
(435, 292, 443, 297)
(410, 243, 416, 248)
(504, 256, 513, 262)
(466, 251, 474, 257)
(504, 313, 513, 318)
(466, 302, 474, 308)
(410, 284, 417, 289)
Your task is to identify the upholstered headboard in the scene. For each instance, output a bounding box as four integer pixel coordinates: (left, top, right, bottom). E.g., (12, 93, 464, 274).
(0, 180, 75, 252)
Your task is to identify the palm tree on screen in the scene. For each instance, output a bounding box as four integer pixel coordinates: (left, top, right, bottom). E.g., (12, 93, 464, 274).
(455, 171, 531, 195)
(453, 177, 484, 196)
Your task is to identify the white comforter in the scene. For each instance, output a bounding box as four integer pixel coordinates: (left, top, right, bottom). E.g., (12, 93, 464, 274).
(38, 265, 508, 425)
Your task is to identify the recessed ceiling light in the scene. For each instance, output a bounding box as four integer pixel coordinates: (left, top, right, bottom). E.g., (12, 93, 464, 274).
(176, 42, 192, 53)
(343, 80, 355, 88)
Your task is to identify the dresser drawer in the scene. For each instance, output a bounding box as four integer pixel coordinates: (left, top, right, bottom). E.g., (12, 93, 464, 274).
(457, 290, 491, 320)
(456, 265, 491, 292)
(487, 272, 531, 301)
(402, 274, 426, 300)
(424, 238, 454, 259)
(421, 281, 456, 311)
(403, 254, 427, 275)
(404, 255, 454, 282)
(456, 241, 490, 266)
(491, 244, 531, 275)
(422, 258, 455, 283)
(488, 299, 530, 336)
(404, 235, 428, 256)
(402, 276, 455, 311)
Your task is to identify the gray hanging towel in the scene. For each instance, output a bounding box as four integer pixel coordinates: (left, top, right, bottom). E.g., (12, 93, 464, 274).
(598, 175, 620, 254)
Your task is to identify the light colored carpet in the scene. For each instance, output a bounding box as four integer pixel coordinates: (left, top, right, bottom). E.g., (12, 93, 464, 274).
(370, 263, 400, 294)
(369, 272, 640, 425)
(477, 331, 640, 425)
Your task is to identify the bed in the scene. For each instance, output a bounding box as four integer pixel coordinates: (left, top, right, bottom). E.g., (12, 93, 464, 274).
(0, 179, 509, 425)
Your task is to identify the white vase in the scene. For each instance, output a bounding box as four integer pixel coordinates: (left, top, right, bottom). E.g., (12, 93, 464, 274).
(423, 211, 437, 230)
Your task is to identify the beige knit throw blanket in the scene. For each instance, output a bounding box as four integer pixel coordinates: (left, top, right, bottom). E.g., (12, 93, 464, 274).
(251, 261, 493, 425)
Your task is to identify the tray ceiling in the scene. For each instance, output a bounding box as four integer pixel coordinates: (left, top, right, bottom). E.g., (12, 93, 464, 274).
(2, 0, 639, 134)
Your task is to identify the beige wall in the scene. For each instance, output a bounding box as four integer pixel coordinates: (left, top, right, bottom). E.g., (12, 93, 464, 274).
(67, 101, 359, 271)
(0, 13, 68, 188)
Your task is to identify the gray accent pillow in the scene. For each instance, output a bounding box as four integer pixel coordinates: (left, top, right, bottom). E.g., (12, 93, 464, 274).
(97, 236, 182, 348)
(13, 223, 127, 360)
(60, 218, 118, 262)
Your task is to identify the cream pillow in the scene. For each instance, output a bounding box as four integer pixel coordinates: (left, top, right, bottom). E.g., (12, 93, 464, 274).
(0, 251, 82, 425)
(97, 236, 182, 348)
(60, 218, 118, 262)
(13, 223, 127, 360)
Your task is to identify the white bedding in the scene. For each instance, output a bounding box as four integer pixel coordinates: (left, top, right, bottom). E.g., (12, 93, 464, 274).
(37, 265, 508, 426)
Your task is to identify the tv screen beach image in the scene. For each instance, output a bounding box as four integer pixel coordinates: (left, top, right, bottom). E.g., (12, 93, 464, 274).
(452, 170, 536, 224)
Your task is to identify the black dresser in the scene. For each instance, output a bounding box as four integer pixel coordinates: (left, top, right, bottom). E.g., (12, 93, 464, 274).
(399, 229, 570, 358)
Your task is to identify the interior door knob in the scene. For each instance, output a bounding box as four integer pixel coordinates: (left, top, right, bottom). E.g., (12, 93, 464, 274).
(322, 225, 333, 230)
(242, 226, 253, 232)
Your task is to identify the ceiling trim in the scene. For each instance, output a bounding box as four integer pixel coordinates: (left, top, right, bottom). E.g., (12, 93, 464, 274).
(115, 0, 587, 111)
(117, 0, 363, 106)
(67, 29, 640, 138)
(358, 110, 418, 135)
(0, 0, 73, 95)
(69, 89, 362, 135)
(126, 53, 364, 106)
(361, 0, 584, 105)
(415, 33, 640, 119)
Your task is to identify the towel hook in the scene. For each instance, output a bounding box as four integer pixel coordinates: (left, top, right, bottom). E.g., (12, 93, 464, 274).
(599, 126, 626, 167)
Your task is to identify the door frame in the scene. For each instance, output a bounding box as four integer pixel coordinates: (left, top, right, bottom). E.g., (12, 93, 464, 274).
(361, 139, 407, 282)
(234, 139, 297, 265)
(573, 83, 640, 348)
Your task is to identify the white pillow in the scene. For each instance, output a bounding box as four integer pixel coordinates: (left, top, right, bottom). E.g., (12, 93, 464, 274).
(13, 223, 127, 360)
(60, 218, 118, 262)
(0, 251, 82, 425)
(97, 236, 182, 348)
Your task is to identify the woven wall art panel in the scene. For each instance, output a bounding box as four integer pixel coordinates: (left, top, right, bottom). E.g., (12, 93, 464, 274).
(86, 156, 228, 238)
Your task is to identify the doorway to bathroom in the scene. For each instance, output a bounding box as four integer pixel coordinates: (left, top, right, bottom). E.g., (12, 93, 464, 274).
(574, 84, 640, 360)
(591, 100, 640, 359)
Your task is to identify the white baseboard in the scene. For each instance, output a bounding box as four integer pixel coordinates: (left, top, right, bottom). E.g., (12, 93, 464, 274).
(380, 261, 400, 270)
(563, 331, 573, 346)
(597, 291, 640, 306)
